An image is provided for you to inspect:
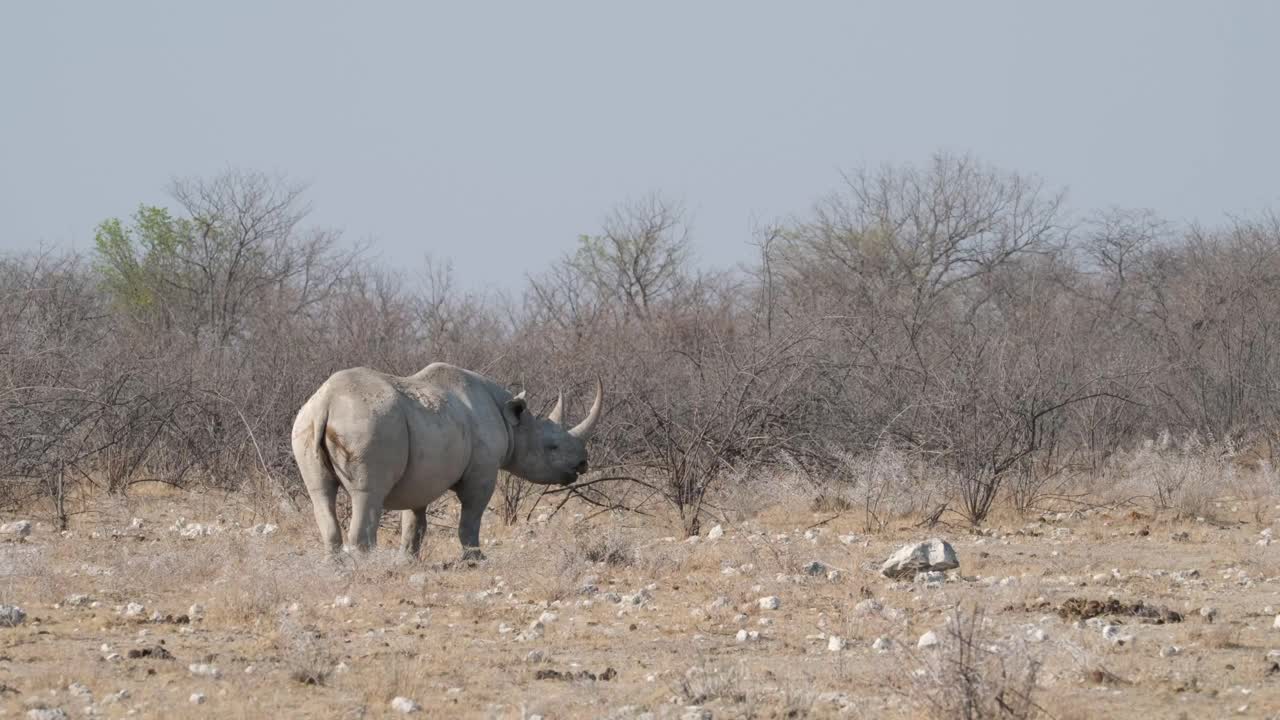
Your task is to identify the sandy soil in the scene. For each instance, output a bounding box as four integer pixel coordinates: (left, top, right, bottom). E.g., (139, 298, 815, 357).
(3, 489, 1280, 719)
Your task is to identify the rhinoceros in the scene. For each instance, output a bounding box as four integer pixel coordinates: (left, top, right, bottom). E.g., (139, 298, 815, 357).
(291, 362, 602, 559)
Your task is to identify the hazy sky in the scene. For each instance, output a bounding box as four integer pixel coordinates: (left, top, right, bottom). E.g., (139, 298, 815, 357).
(3, 2, 1278, 285)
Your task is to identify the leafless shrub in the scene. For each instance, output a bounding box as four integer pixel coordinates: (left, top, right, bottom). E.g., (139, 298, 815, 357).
(276, 616, 337, 686)
(1120, 431, 1236, 516)
(671, 659, 749, 706)
(906, 605, 1043, 720)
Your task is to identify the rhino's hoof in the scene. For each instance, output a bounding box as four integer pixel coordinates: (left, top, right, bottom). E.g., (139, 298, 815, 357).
(460, 548, 485, 565)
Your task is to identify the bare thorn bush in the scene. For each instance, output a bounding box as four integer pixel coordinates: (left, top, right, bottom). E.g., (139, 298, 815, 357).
(905, 605, 1044, 720)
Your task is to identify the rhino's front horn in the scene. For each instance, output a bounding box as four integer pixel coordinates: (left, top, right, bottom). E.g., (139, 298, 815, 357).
(547, 392, 565, 424)
(568, 378, 604, 439)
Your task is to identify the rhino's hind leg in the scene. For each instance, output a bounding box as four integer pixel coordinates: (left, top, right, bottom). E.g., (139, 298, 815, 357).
(400, 508, 427, 558)
(308, 485, 343, 554)
(346, 490, 382, 552)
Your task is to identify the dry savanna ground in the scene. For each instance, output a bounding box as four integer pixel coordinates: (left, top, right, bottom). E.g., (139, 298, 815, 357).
(4, 479, 1280, 720)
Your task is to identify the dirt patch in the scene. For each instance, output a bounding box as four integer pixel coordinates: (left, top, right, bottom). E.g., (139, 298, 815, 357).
(1055, 597, 1183, 624)
(534, 667, 617, 682)
(127, 646, 174, 660)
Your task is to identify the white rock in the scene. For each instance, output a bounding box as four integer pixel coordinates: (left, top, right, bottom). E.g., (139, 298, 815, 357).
(248, 523, 277, 536)
(854, 599, 883, 615)
(1273, 614, 1280, 630)
(1027, 627, 1048, 643)
(333, 595, 353, 608)
(1160, 645, 1181, 657)
(827, 635, 846, 652)
(735, 629, 760, 643)
(188, 663, 221, 678)
(881, 538, 959, 578)
(537, 611, 558, 624)
(758, 596, 781, 610)
(122, 602, 145, 618)
(1, 520, 32, 537)
(190, 693, 206, 705)
(127, 517, 144, 530)
(915, 570, 947, 586)
(707, 524, 724, 540)
(917, 631, 940, 649)
(516, 621, 544, 641)
(103, 690, 130, 704)
(391, 696, 421, 714)
(0, 604, 27, 627)
(872, 636, 892, 651)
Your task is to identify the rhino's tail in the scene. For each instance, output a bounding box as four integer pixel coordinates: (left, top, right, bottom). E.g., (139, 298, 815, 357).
(293, 400, 339, 497)
(294, 399, 343, 550)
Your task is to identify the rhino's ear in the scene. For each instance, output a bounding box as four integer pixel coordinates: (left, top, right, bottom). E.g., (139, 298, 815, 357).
(504, 393, 528, 426)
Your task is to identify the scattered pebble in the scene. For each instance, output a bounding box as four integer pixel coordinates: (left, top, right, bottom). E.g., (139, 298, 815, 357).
(190, 693, 206, 705)
(391, 696, 422, 714)
(0, 520, 32, 538)
(872, 637, 892, 652)
(0, 604, 27, 627)
(918, 631, 939, 649)
(188, 663, 221, 678)
(758, 596, 781, 611)
(707, 524, 724, 540)
(333, 596, 354, 608)
(804, 560, 829, 576)
(828, 635, 846, 652)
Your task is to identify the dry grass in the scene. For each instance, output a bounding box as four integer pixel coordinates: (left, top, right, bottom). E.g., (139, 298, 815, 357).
(3, 459, 1280, 718)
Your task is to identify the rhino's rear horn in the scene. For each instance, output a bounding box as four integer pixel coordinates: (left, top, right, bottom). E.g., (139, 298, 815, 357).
(568, 378, 603, 439)
(547, 392, 565, 424)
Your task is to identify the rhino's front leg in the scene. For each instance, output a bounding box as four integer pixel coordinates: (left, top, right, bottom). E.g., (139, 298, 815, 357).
(454, 469, 497, 564)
